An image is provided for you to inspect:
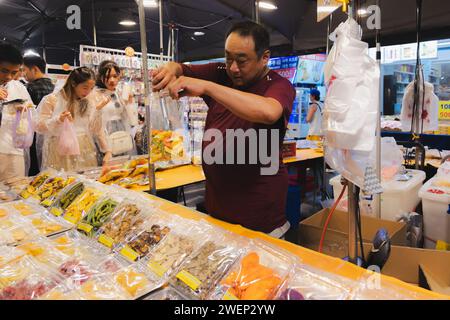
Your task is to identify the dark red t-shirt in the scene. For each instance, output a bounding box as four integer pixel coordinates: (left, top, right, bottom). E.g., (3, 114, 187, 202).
(182, 63, 296, 233)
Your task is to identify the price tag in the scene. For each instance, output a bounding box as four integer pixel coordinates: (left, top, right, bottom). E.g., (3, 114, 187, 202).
(21, 191, 31, 199)
(64, 215, 78, 225)
(41, 198, 54, 207)
(120, 245, 140, 262)
(147, 261, 167, 278)
(223, 289, 239, 300)
(98, 234, 114, 248)
(176, 270, 202, 291)
(50, 207, 63, 217)
(77, 222, 93, 234)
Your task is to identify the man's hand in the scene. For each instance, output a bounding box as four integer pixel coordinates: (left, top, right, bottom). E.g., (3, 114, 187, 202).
(59, 111, 73, 123)
(0, 88, 8, 101)
(167, 76, 210, 100)
(151, 62, 182, 92)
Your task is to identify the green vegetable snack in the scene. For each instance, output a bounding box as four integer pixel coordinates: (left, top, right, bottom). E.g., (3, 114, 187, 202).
(57, 182, 85, 210)
(79, 198, 118, 236)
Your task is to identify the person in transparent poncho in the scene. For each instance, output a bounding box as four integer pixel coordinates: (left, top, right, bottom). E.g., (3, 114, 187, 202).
(36, 67, 112, 172)
(90, 60, 138, 163)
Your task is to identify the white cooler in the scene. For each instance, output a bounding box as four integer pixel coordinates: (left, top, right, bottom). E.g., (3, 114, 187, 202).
(330, 170, 426, 221)
(419, 177, 450, 249)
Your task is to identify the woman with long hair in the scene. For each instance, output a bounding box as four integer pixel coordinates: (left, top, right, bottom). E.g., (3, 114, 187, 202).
(91, 60, 138, 163)
(36, 67, 111, 171)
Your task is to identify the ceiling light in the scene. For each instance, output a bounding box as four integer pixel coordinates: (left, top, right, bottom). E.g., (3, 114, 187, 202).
(119, 20, 137, 26)
(194, 31, 205, 36)
(24, 50, 40, 57)
(143, 0, 158, 8)
(258, 1, 278, 10)
(357, 9, 368, 16)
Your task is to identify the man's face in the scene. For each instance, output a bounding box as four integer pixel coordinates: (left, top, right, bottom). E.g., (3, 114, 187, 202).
(224, 33, 270, 88)
(23, 65, 36, 82)
(0, 62, 21, 85)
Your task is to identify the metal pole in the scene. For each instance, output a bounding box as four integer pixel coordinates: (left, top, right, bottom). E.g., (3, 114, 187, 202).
(137, 0, 157, 195)
(255, 0, 260, 23)
(347, 181, 358, 263)
(326, 14, 333, 55)
(159, 0, 164, 58)
(374, 0, 382, 219)
(171, 27, 175, 61)
(92, 0, 97, 46)
(42, 27, 46, 61)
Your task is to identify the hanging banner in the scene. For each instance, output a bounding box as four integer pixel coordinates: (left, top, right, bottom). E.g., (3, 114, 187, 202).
(317, 0, 342, 22)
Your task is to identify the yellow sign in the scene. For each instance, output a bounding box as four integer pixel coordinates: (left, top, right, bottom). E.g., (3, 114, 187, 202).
(147, 261, 167, 278)
(77, 222, 93, 234)
(317, 0, 343, 22)
(50, 207, 63, 217)
(98, 234, 114, 248)
(176, 270, 202, 291)
(120, 245, 140, 262)
(438, 101, 450, 120)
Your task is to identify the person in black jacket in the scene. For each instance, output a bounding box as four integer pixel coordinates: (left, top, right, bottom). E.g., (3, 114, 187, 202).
(23, 54, 55, 175)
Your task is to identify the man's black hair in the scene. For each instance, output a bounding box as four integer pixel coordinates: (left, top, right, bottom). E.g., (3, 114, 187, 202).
(23, 55, 47, 74)
(0, 42, 23, 65)
(226, 21, 270, 58)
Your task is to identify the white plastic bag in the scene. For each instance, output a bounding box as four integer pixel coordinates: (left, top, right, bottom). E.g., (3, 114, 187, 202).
(323, 17, 380, 188)
(379, 137, 404, 181)
(58, 119, 80, 156)
(400, 74, 439, 133)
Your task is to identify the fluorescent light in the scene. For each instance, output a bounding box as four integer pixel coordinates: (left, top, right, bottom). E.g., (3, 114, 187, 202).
(24, 50, 40, 57)
(357, 9, 368, 16)
(194, 31, 205, 36)
(258, 1, 278, 10)
(119, 20, 136, 26)
(143, 0, 158, 7)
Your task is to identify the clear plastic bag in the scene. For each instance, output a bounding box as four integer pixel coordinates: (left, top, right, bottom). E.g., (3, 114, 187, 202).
(8, 200, 47, 217)
(74, 274, 132, 300)
(48, 181, 86, 217)
(76, 195, 121, 237)
(0, 245, 24, 267)
(12, 108, 34, 149)
(116, 212, 176, 262)
(169, 226, 245, 300)
(210, 239, 297, 300)
(275, 264, 357, 300)
(18, 171, 52, 199)
(62, 187, 103, 225)
(58, 119, 81, 156)
(16, 237, 70, 269)
(0, 255, 63, 300)
(378, 137, 404, 181)
(27, 212, 72, 237)
(33, 175, 77, 208)
(95, 200, 147, 249)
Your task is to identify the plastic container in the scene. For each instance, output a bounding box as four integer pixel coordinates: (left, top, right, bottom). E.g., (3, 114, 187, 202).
(330, 169, 426, 221)
(418, 177, 450, 249)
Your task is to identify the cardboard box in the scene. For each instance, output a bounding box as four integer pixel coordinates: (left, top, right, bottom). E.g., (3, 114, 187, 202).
(361, 244, 450, 296)
(298, 208, 407, 257)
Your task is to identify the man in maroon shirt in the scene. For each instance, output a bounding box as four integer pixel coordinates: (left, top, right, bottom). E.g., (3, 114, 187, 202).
(152, 21, 296, 238)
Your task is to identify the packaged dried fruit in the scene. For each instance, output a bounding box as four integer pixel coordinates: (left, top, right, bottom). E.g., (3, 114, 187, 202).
(75, 274, 132, 300)
(0, 190, 18, 204)
(49, 181, 86, 217)
(9, 201, 44, 217)
(57, 258, 101, 287)
(95, 201, 146, 249)
(63, 188, 102, 225)
(49, 230, 110, 261)
(275, 265, 355, 300)
(77, 197, 119, 237)
(28, 213, 72, 237)
(210, 240, 296, 300)
(144, 219, 206, 280)
(0, 225, 39, 246)
(0, 206, 10, 218)
(36, 176, 77, 208)
(169, 227, 244, 300)
(38, 279, 82, 300)
(0, 256, 62, 300)
(110, 261, 158, 299)
(0, 246, 24, 267)
(19, 172, 51, 199)
(118, 214, 174, 262)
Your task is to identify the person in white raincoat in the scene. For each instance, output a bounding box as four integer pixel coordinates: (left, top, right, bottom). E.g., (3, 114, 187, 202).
(90, 60, 138, 163)
(36, 67, 111, 172)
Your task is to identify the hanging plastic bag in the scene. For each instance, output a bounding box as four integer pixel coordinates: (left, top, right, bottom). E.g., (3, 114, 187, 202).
(377, 137, 404, 181)
(400, 73, 439, 133)
(323, 17, 380, 188)
(12, 108, 34, 149)
(58, 119, 81, 156)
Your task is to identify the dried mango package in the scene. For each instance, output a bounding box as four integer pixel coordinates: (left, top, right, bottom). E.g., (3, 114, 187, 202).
(74, 274, 132, 300)
(16, 237, 70, 269)
(8, 200, 46, 217)
(210, 239, 297, 300)
(27, 212, 72, 237)
(63, 187, 102, 225)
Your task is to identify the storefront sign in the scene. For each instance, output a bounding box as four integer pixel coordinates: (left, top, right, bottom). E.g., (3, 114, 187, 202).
(317, 0, 342, 22)
(268, 56, 299, 83)
(439, 101, 450, 120)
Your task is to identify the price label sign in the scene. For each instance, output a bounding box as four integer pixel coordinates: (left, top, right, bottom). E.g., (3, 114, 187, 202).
(439, 101, 450, 120)
(317, 0, 342, 22)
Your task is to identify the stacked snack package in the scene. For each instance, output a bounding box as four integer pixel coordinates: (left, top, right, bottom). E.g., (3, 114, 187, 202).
(210, 239, 297, 300)
(48, 181, 86, 217)
(27, 174, 76, 208)
(18, 171, 52, 200)
(0, 214, 39, 246)
(62, 185, 103, 225)
(169, 226, 245, 300)
(16, 236, 70, 269)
